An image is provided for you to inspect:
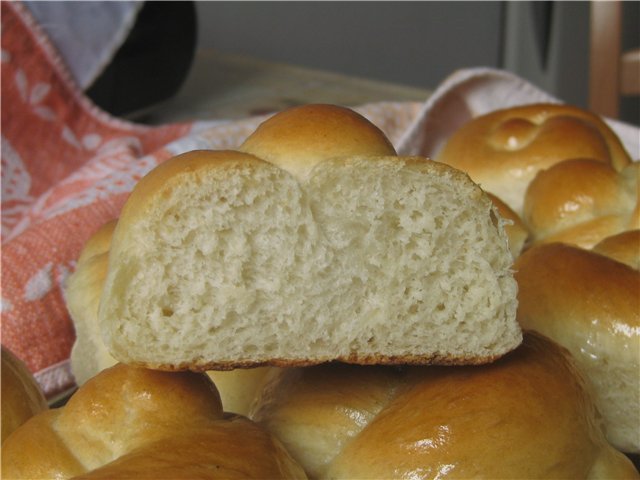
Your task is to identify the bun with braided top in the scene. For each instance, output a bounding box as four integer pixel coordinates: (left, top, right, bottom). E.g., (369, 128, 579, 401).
(1, 364, 306, 479)
(436, 103, 631, 216)
(249, 332, 638, 479)
(514, 243, 640, 453)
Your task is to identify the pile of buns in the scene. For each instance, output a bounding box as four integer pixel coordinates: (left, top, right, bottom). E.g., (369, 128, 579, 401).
(2, 103, 638, 479)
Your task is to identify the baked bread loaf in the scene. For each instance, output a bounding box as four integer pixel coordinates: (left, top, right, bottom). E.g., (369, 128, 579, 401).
(523, 160, 639, 249)
(1, 363, 306, 479)
(436, 103, 632, 216)
(1, 346, 47, 444)
(249, 332, 638, 479)
(514, 243, 640, 453)
(98, 105, 520, 370)
(592, 229, 640, 269)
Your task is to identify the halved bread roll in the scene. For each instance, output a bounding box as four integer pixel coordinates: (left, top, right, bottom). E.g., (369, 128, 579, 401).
(98, 106, 520, 370)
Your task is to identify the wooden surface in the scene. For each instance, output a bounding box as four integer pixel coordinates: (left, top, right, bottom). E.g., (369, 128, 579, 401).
(126, 50, 432, 125)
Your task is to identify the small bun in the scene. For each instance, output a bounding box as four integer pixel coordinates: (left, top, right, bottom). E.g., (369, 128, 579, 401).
(514, 243, 640, 453)
(523, 160, 638, 249)
(1, 364, 306, 479)
(592, 229, 640, 269)
(487, 192, 529, 258)
(1, 347, 47, 444)
(250, 333, 638, 479)
(436, 103, 631, 215)
(239, 104, 396, 179)
(66, 220, 118, 386)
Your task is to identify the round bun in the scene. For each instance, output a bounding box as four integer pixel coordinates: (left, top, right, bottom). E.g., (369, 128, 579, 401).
(523, 160, 639, 249)
(514, 243, 640, 453)
(1, 346, 47, 444)
(0, 364, 306, 479)
(592, 229, 640, 269)
(239, 103, 397, 179)
(97, 106, 520, 371)
(436, 103, 631, 215)
(250, 332, 638, 479)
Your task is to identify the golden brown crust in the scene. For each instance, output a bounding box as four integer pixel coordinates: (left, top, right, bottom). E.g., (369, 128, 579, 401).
(592, 229, 640, 269)
(240, 103, 397, 179)
(250, 333, 638, 479)
(523, 159, 638, 249)
(515, 242, 640, 452)
(436, 103, 631, 215)
(1, 364, 306, 479)
(1, 346, 48, 444)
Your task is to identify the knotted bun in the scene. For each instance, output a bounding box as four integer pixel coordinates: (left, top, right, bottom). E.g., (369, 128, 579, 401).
(249, 333, 638, 479)
(514, 243, 640, 453)
(523, 160, 639, 249)
(1, 364, 306, 479)
(436, 103, 631, 215)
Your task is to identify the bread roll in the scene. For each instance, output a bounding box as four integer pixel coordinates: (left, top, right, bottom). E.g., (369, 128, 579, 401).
(592, 229, 640, 269)
(523, 160, 639, 249)
(486, 192, 529, 258)
(66, 220, 118, 386)
(1, 364, 306, 479)
(249, 332, 638, 479)
(436, 103, 631, 215)
(65, 220, 275, 416)
(98, 105, 520, 370)
(514, 243, 640, 453)
(1, 346, 47, 444)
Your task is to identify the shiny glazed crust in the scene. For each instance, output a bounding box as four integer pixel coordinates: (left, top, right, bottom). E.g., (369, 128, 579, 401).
(249, 332, 639, 479)
(0, 364, 307, 479)
(436, 103, 631, 215)
(515, 243, 640, 452)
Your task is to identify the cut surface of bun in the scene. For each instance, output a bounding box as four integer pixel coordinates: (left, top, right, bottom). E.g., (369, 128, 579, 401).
(515, 243, 640, 453)
(249, 332, 638, 479)
(436, 103, 631, 215)
(98, 147, 520, 370)
(1, 364, 306, 479)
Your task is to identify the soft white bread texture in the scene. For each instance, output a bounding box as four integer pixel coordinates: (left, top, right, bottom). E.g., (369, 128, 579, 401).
(1, 347, 47, 444)
(98, 105, 520, 370)
(249, 332, 638, 479)
(1, 364, 306, 479)
(486, 192, 529, 258)
(65, 220, 276, 415)
(436, 103, 632, 216)
(514, 243, 640, 453)
(523, 160, 639, 249)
